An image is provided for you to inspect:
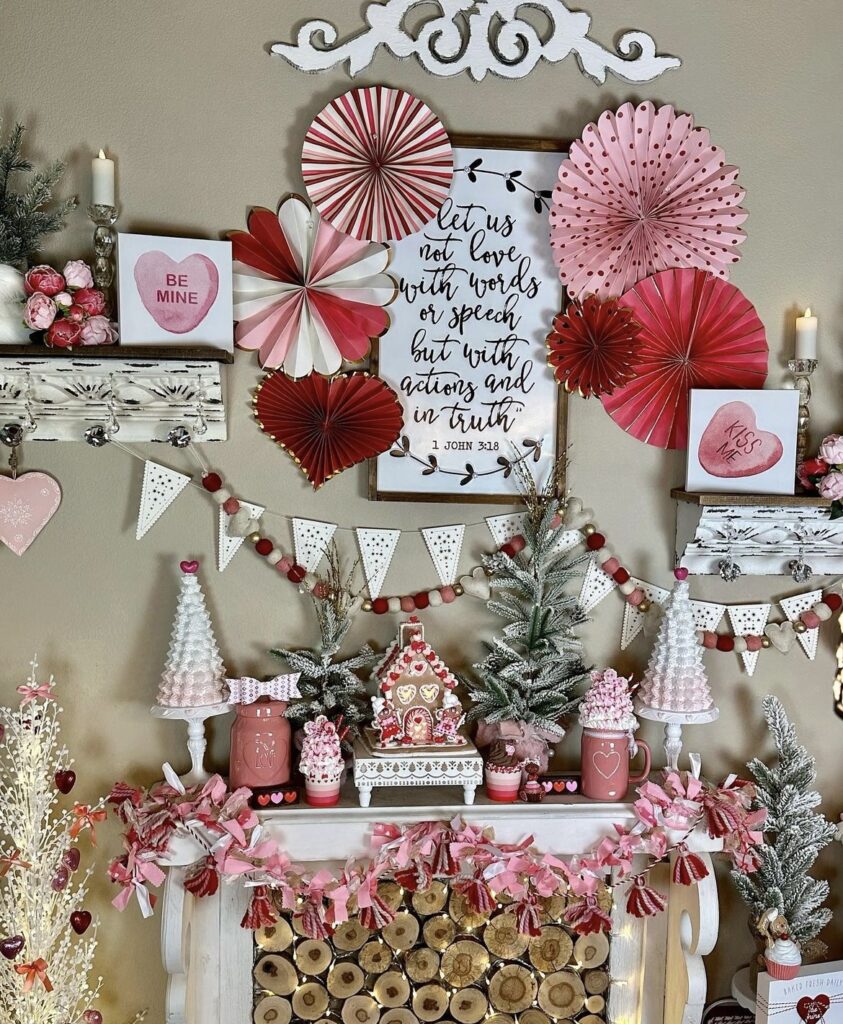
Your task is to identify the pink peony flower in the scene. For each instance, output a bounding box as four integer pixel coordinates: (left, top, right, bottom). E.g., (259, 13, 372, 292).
(818, 471, 843, 501)
(74, 287, 106, 317)
(23, 292, 58, 330)
(62, 260, 94, 289)
(797, 457, 828, 490)
(818, 434, 843, 466)
(54, 291, 73, 309)
(46, 318, 83, 348)
(66, 305, 85, 323)
(79, 315, 118, 346)
(24, 265, 65, 297)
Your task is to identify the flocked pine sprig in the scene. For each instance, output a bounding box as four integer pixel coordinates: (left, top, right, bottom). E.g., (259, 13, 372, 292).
(731, 695, 836, 947)
(0, 121, 77, 268)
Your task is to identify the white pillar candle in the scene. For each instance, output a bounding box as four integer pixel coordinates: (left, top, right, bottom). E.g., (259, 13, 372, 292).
(92, 148, 115, 206)
(795, 307, 818, 360)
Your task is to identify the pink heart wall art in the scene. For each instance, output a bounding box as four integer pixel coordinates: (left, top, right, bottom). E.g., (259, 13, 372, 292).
(698, 400, 783, 478)
(133, 251, 219, 334)
(0, 473, 62, 556)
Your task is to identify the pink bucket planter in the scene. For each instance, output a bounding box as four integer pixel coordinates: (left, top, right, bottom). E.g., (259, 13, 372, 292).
(580, 728, 651, 800)
(485, 765, 521, 803)
(304, 776, 342, 807)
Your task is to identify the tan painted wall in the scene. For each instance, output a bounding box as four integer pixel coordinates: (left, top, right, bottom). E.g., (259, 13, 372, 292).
(1, 2, 841, 1019)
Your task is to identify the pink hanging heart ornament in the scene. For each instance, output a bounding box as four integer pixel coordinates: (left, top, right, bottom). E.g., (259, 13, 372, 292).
(0, 473, 62, 556)
(698, 401, 783, 478)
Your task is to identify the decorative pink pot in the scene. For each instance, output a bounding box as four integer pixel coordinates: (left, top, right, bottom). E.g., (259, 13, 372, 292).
(229, 699, 292, 791)
(580, 728, 651, 800)
(485, 765, 521, 803)
(305, 776, 342, 807)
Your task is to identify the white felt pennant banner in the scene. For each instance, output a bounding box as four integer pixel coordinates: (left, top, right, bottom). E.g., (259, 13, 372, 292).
(780, 590, 824, 660)
(578, 556, 616, 613)
(293, 518, 338, 573)
(620, 578, 671, 650)
(356, 527, 401, 599)
(690, 600, 726, 633)
(485, 513, 526, 547)
(727, 603, 772, 676)
(218, 502, 265, 572)
(136, 461, 191, 540)
(421, 524, 465, 586)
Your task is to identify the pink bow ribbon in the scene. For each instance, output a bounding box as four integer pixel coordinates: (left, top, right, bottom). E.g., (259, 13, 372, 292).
(16, 681, 55, 706)
(16, 959, 52, 992)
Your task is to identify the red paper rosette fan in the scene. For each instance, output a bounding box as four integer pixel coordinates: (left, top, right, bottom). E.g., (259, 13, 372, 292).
(602, 268, 768, 449)
(550, 101, 748, 299)
(302, 85, 454, 242)
(546, 296, 642, 398)
(254, 372, 404, 490)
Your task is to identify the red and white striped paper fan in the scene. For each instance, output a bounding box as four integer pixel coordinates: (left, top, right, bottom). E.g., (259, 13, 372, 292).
(302, 86, 454, 242)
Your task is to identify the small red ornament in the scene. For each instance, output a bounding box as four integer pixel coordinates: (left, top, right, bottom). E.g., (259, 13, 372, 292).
(62, 848, 81, 872)
(54, 770, 76, 794)
(287, 564, 306, 584)
(612, 567, 630, 584)
(51, 867, 69, 892)
(500, 542, 517, 558)
(255, 539, 273, 556)
(372, 598, 389, 615)
(202, 473, 222, 492)
(414, 592, 430, 610)
(0, 935, 24, 959)
(70, 910, 92, 935)
(823, 593, 842, 612)
(83, 1012, 103, 1024)
(715, 635, 735, 653)
(585, 533, 606, 550)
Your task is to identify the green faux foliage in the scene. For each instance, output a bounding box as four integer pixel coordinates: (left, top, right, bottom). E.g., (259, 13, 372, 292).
(0, 120, 77, 268)
(731, 696, 835, 945)
(466, 480, 588, 736)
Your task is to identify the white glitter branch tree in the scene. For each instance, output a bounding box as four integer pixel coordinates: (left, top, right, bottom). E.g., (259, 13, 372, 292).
(0, 660, 104, 1024)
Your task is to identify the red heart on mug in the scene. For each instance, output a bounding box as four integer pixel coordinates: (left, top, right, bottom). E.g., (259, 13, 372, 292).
(55, 770, 76, 794)
(70, 910, 92, 935)
(797, 996, 830, 1024)
(698, 401, 783, 478)
(134, 251, 219, 334)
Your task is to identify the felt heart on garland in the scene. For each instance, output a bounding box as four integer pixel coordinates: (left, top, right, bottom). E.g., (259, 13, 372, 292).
(765, 620, 796, 654)
(254, 372, 404, 490)
(698, 401, 783, 478)
(0, 473, 62, 556)
(460, 566, 491, 600)
(797, 996, 830, 1024)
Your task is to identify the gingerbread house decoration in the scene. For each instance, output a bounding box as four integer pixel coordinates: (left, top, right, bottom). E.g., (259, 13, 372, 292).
(371, 618, 466, 747)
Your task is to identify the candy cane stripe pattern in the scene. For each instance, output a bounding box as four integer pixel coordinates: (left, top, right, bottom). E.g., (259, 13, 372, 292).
(302, 85, 454, 241)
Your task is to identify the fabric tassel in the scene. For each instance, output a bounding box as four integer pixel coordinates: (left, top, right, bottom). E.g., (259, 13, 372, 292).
(359, 893, 395, 930)
(183, 859, 220, 898)
(672, 844, 709, 886)
(458, 874, 495, 914)
(241, 886, 277, 929)
(564, 894, 611, 935)
(625, 875, 667, 918)
(393, 862, 432, 893)
(514, 894, 542, 936)
(432, 830, 458, 876)
(296, 899, 330, 939)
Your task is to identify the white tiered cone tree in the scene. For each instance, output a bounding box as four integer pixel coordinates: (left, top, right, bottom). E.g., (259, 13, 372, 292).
(637, 567, 719, 769)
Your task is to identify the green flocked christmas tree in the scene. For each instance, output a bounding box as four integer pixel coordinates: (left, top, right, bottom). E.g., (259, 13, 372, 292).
(271, 548, 377, 740)
(0, 121, 76, 268)
(732, 695, 835, 948)
(467, 465, 588, 742)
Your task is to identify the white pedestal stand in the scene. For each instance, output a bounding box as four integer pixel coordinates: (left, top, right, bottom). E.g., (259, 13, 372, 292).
(636, 704, 720, 771)
(151, 703, 231, 786)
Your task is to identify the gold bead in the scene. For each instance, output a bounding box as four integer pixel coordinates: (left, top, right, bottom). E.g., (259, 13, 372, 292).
(484, 566, 494, 577)
(248, 532, 261, 544)
(583, 523, 596, 536)
(794, 620, 807, 634)
(639, 599, 651, 614)
(454, 584, 464, 597)
(362, 600, 373, 612)
(761, 636, 771, 649)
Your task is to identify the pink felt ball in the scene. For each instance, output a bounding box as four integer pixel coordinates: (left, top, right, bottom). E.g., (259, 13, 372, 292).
(276, 555, 293, 573)
(801, 610, 821, 630)
(626, 589, 645, 607)
(674, 567, 689, 581)
(509, 534, 526, 554)
(601, 557, 620, 575)
(550, 513, 562, 529)
(312, 581, 330, 599)
(702, 631, 717, 650)
(222, 497, 240, 515)
(746, 635, 763, 652)
(440, 586, 456, 604)
(400, 596, 416, 613)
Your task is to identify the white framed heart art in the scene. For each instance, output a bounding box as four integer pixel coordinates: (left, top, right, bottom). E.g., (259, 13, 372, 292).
(686, 389, 799, 495)
(117, 233, 233, 351)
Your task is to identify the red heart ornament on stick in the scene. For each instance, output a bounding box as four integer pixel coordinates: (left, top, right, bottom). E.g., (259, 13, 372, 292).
(698, 401, 783, 478)
(55, 770, 76, 794)
(797, 996, 830, 1024)
(0, 473, 62, 556)
(70, 910, 92, 935)
(0, 935, 24, 959)
(254, 372, 404, 489)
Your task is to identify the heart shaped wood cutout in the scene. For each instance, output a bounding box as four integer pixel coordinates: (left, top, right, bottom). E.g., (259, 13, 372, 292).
(698, 400, 783, 478)
(0, 473, 62, 555)
(133, 251, 219, 334)
(254, 372, 404, 489)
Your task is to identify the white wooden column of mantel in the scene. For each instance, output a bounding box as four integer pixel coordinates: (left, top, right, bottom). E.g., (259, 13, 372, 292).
(158, 791, 721, 1024)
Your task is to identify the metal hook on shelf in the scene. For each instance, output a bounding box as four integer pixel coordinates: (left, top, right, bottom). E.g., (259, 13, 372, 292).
(0, 422, 24, 479)
(105, 373, 121, 438)
(21, 372, 37, 434)
(192, 377, 208, 437)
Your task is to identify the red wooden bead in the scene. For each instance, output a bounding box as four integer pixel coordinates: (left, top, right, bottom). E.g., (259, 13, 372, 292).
(500, 542, 517, 558)
(586, 533, 606, 551)
(255, 539, 273, 556)
(612, 567, 630, 584)
(287, 564, 306, 584)
(202, 473, 222, 492)
(372, 598, 389, 615)
(823, 593, 842, 612)
(716, 635, 735, 652)
(509, 534, 526, 553)
(414, 591, 430, 610)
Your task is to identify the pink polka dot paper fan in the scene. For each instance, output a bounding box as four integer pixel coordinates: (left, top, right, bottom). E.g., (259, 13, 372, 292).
(601, 268, 768, 450)
(550, 101, 748, 300)
(302, 85, 454, 242)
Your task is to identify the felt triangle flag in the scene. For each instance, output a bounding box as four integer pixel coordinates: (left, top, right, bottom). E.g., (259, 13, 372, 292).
(780, 589, 824, 660)
(578, 556, 616, 613)
(690, 600, 726, 632)
(485, 513, 526, 547)
(292, 518, 337, 573)
(218, 502, 265, 572)
(136, 461, 191, 539)
(621, 578, 670, 649)
(422, 524, 465, 586)
(356, 527, 400, 599)
(727, 603, 772, 676)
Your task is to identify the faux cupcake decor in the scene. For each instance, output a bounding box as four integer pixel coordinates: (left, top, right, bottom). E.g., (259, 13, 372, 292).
(760, 910, 802, 981)
(300, 715, 346, 807)
(579, 669, 650, 800)
(484, 738, 523, 803)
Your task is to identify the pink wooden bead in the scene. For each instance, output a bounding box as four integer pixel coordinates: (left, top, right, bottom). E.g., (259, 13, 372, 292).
(276, 555, 293, 573)
(702, 631, 717, 650)
(601, 557, 620, 576)
(440, 586, 456, 604)
(746, 635, 763, 652)
(626, 589, 645, 607)
(509, 534, 526, 554)
(801, 610, 821, 630)
(550, 513, 562, 529)
(222, 497, 240, 515)
(312, 581, 330, 599)
(400, 596, 416, 613)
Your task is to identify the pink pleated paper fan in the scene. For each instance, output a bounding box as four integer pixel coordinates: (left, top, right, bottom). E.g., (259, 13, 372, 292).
(601, 268, 768, 450)
(301, 85, 454, 242)
(550, 101, 748, 300)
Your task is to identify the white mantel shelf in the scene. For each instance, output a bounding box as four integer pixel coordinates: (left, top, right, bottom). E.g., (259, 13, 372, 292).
(159, 787, 720, 1024)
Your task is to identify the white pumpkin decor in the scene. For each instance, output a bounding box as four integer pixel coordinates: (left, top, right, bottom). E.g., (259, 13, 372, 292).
(0, 264, 29, 344)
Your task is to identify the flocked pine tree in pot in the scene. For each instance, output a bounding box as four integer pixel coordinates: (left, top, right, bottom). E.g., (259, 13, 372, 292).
(467, 463, 588, 793)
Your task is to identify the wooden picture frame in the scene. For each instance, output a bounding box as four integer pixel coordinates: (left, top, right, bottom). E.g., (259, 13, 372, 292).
(369, 133, 570, 504)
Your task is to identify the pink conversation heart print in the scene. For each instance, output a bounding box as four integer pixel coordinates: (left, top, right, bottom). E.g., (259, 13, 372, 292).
(133, 251, 219, 334)
(0, 473, 62, 556)
(698, 401, 783, 478)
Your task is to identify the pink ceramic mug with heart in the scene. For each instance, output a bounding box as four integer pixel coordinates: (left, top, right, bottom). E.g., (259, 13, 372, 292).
(580, 728, 651, 800)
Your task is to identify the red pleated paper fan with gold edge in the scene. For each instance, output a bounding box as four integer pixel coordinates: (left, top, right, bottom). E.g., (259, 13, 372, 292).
(601, 268, 768, 450)
(254, 372, 405, 490)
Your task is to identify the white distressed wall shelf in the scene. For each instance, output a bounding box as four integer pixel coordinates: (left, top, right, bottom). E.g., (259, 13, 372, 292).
(0, 344, 230, 442)
(673, 488, 843, 578)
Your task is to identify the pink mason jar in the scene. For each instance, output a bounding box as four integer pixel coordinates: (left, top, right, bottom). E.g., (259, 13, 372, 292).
(580, 728, 651, 800)
(229, 699, 292, 791)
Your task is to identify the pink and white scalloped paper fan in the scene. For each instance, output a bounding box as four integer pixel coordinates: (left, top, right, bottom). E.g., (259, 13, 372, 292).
(550, 101, 748, 300)
(302, 85, 454, 242)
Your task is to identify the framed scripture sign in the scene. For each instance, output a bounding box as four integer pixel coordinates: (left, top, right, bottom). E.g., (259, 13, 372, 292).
(370, 134, 569, 503)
